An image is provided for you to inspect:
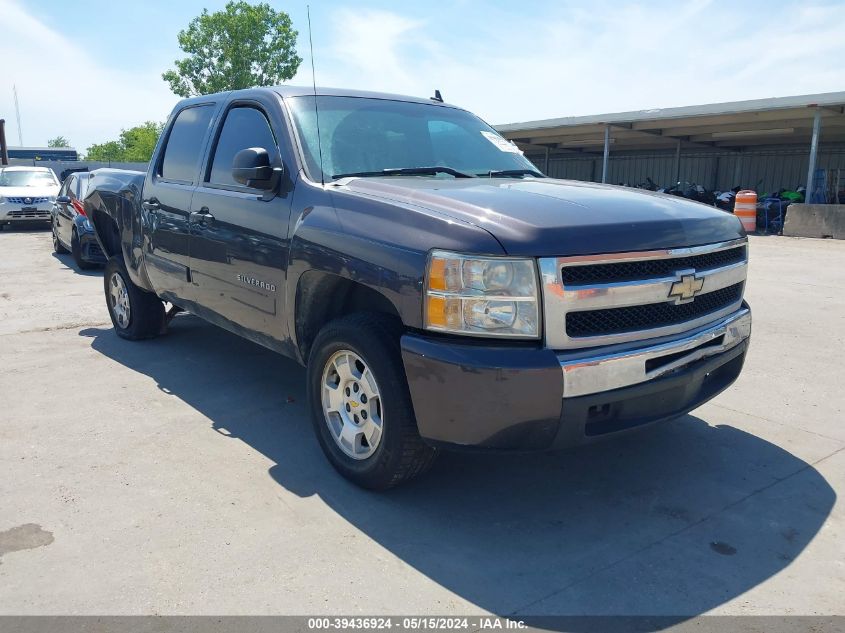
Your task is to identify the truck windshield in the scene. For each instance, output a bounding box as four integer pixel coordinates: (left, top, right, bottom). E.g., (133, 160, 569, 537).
(0, 169, 59, 188)
(287, 96, 541, 182)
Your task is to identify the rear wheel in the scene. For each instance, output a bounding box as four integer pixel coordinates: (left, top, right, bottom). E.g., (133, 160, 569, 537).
(52, 224, 68, 254)
(104, 256, 165, 340)
(71, 228, 95, 269)
(307, 313, 437, 489)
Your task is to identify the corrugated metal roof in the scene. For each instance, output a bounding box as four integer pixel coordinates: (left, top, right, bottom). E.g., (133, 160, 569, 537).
(496, 91, 845, 132)
(496, 91, 845, 154)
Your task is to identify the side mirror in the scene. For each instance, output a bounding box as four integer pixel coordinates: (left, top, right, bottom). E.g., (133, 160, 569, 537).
(232, 147, 282, 191)
(56, 195, 71, 205)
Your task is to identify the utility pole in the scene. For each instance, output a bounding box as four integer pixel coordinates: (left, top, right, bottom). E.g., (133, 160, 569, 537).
(13, 84, 24, 146)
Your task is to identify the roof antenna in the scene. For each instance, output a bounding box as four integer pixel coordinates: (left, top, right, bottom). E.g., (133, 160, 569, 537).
(307, 5, 325, 186)
(431, 89, 443, 103)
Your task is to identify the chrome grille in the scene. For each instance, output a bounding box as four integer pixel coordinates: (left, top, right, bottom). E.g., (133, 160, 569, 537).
(7, 196, 49, 205)
(566, 282, 743, 337)
(539, 239, 748, 349)
(560, 245, 746, 285)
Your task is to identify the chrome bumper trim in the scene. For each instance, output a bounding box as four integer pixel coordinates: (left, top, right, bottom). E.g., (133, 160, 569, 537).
(559, 308, 751, 398)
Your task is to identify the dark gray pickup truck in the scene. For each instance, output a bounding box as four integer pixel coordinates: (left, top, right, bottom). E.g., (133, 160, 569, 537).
(85, 86, 751, 489)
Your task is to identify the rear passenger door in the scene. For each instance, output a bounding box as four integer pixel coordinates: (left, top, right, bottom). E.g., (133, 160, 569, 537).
(142, 103, 216, 305)
(188, 100, 293, 344)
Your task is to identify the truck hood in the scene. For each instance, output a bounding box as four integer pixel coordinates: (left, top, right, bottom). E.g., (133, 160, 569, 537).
(0, 185, 59, 199)
(334, 177, 745, 257)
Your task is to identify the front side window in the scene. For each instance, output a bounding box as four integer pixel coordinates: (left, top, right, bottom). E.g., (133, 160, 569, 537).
(287, 96, 537, 182)
(160, 105, 215, 183)
(0, 169, 59, 187)
(208, 106, 278, 187)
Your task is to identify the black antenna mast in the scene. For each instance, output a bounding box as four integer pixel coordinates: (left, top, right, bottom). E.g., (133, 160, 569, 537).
(307, 5, 325, 186)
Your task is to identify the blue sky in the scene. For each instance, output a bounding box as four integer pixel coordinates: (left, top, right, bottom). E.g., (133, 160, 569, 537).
(1, 0, 844, 152)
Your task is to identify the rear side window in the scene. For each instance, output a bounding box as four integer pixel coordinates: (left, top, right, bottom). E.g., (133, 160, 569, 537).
(76, 175, 91, 198)
(208, 106, 277, 187)
(160, 105, 215, 183)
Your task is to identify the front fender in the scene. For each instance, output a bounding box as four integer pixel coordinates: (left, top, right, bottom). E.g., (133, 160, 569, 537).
(284, 179, 505, 359)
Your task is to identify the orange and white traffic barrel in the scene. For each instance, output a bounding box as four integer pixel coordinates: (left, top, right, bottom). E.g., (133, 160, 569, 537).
(734, 190, 757, 232)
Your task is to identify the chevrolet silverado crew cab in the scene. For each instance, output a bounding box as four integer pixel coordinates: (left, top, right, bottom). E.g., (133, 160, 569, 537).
(85, 87, 751, 489)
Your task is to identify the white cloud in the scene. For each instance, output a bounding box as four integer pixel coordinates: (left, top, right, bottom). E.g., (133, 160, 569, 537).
(297, 1, 845, 126)
(308, 9, 426, 95)
(2, 0, 843, 152)
(0, 0, 175, 152)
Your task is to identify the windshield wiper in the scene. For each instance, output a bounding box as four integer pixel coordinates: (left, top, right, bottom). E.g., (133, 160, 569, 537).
(332, 166, 474, 179)
(482, 169, 545, 178)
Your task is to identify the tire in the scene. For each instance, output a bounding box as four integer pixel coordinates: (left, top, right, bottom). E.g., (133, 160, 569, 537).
(104, 255, 165, 340)
(307, 313, 437, 490)
(71, 229, 95, 269)
(52, 224, 68, 254)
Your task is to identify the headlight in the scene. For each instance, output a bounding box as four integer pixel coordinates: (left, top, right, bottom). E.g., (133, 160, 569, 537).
(424, 250, 540, 338)
(48, 196, 56, 203)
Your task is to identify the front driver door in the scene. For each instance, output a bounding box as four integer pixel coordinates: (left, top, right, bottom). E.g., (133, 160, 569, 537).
(54, 175, 74, 245)
(188, 101, 293, 346)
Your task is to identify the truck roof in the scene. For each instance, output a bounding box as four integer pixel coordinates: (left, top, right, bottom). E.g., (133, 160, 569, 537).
(177, 85, 456, 109)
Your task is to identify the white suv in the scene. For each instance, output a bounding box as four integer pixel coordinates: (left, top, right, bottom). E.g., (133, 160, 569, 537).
(0, 166, 60, 227)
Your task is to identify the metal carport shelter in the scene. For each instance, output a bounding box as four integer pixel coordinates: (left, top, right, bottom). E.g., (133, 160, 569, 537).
(496, 91, 845, 202)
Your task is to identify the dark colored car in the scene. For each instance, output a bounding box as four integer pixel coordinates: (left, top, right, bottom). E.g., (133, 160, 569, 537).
(51, 172, 106, 268)
(85, 86, 751, 489)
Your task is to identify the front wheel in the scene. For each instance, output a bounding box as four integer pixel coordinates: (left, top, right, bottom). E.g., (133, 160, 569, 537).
(307, 313, 437, 490)
(104, 256, 165, 340)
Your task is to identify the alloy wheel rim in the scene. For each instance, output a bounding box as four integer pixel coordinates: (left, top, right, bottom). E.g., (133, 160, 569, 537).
(109, 271, 131, 329)
(321, 350, 384, 460)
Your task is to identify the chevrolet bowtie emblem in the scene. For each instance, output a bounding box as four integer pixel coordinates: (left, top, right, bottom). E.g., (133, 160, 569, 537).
(668, 273, 704, 303)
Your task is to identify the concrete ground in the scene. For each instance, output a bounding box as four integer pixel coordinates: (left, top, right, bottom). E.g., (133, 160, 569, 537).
(0, 227, 843, 619)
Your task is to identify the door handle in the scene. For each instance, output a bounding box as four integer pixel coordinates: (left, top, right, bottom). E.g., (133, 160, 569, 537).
(189, 208, 215, 225)
(142, 199, 160, 211)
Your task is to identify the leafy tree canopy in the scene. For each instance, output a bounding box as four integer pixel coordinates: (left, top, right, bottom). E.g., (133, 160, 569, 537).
(86, 122, 164, 163)
(162, 1, 302, 98)
(47, 136, 70, 148)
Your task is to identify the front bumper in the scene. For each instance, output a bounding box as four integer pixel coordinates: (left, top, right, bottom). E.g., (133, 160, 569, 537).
(401, 304, 751, 450)
(0, 204, 53, 223)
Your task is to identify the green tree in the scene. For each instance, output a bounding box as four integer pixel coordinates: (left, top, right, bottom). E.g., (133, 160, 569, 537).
(85, 141, 124, 162)
(162, 1, 302, 98)
(119, 122, 164, 162)
(47, 136, 70, 148)
(86, 122, 164, 163)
